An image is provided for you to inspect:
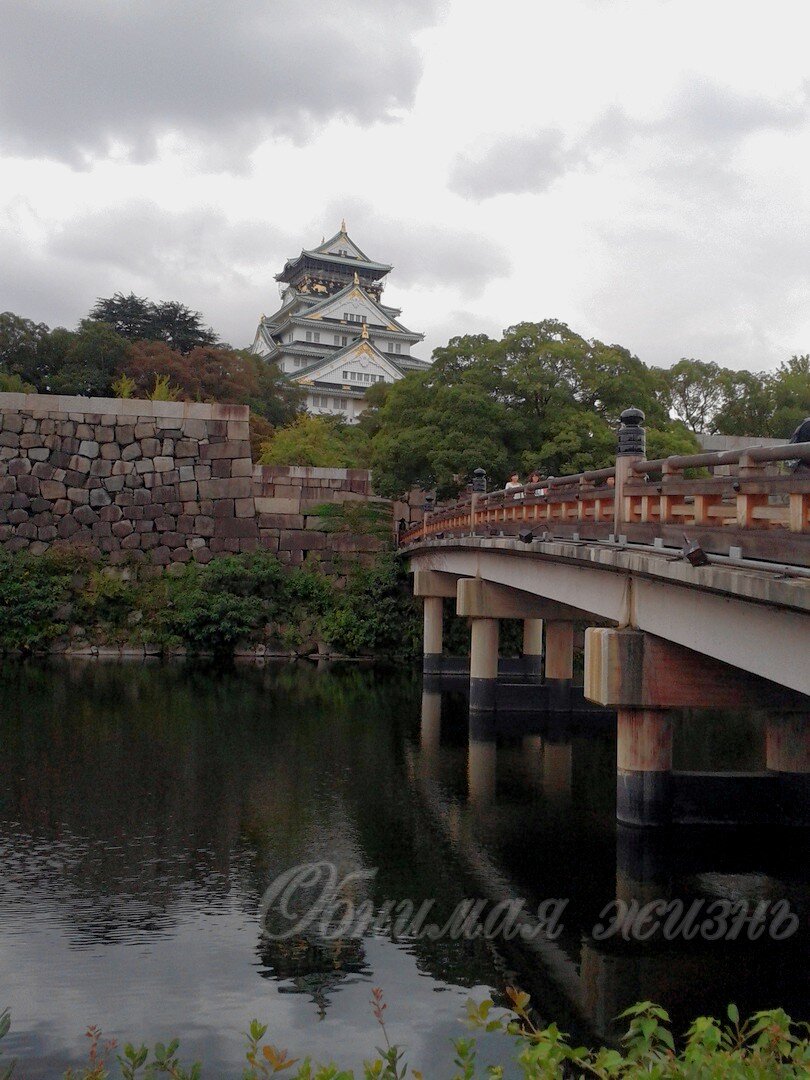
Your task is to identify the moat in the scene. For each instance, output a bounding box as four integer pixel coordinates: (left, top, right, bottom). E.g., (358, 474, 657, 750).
(0, 661, 806, 1076)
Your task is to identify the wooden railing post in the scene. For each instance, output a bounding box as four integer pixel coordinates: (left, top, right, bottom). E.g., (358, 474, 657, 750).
(614, 407, 646, 539)
(470, 467, 487, 535)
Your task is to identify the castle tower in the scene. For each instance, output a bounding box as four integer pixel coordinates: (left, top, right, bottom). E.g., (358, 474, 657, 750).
(250, 223, 428, 423)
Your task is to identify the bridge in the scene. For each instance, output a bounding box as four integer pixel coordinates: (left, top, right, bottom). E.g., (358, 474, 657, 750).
(399, 409, 810, 828)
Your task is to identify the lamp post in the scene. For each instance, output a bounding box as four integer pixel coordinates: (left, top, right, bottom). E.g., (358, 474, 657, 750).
(614, 408, 646, 540)
(471, 468, 487, 535)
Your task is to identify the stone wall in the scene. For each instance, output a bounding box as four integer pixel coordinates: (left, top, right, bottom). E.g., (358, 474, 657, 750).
(0, 392, 399, 571)
(253, 464, 387, 571)
(0, 393, 256, 565)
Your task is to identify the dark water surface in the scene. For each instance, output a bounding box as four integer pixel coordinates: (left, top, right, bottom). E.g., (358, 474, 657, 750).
(0, 661, 806, 1076)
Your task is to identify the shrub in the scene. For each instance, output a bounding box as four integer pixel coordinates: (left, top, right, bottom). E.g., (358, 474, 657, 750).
(320, 552, 420, 658)
(1, 996, 808, 1079)
(0, 550, 76, 651)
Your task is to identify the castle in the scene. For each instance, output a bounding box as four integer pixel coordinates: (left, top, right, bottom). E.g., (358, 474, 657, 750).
(250, 222, 428, 422)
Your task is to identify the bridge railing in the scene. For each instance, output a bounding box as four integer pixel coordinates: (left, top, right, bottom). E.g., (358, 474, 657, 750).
(400, 412, 810, 566)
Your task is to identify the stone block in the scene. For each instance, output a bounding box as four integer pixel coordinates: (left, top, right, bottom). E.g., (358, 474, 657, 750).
(234, 497, 255, 518)
(28, 447, 50, 462)
(194, 515, 215, 536)
(89, 489, 112, 508)
(258, 513, 304, 529)
(254, 496, 300, 515)
(95, 427, 114, 443)
(90, 459, 113, 478)
(115, 425, 135, 445)
(122, 443, 142, 461)
(133, 422, 155, 439)
(231, 458, 254, 477)
(215, 517, 259, 539)
(259, 532, 279, 552)
(151, 546, 171, 565)
(200, 440, 251, 460)
(141, 438, 161, 456)
(40, 480, 66, 500)
(194, 465, 211, 481)
(178, 480, 198, 500)
(104, 476, 125, 492)
(155, 515, 176, 531)
(74, 505, 99, 526)
(211, 459, 232, 478)
(212, 500, 235, 518)
(68, 455, 92, 474)
(279, 530, 326, 551)
(178, 465, 195, 482)
(78, 440, 100, 458)
(153, 456, 173, 473)
(198, 476, 252, 500)
(9, 458, 32, 476)
(67, 487, 89, 505)
(99, 504, 123, 523)
(100, 442, 121, 460)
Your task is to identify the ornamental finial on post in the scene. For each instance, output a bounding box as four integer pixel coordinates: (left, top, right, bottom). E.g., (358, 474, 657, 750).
(472, 467, 487, 493)
(617, 407, 646, 457)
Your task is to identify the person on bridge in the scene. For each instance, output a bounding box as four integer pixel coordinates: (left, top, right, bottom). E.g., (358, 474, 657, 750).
(505, 471, 524, 499)
(789, 417, 810, 473)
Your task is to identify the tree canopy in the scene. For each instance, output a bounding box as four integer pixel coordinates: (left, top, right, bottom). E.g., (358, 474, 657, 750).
(89, 293, 218, 353)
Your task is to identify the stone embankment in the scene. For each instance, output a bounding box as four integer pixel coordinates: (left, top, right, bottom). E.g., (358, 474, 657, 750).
(0, 392, 405, 572)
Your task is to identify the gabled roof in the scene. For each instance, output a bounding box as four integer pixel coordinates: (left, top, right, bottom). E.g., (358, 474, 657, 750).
(290, 336, 405, 386)
(312, 222, 372, 263)
(299, 280, 419, 337)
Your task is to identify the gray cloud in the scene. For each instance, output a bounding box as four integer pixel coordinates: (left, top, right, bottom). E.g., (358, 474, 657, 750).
(583, 216, 810, 371)
(0, 0, 441, 167)
(448, 129, 575, 200)
(1, 197, 509, 352)
(318, 199, 511, 296)
(0, 200, 297, 345)
(449, 80, 809, 200)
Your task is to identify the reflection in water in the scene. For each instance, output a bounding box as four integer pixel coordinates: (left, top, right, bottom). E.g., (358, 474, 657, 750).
(415, 685, 809, 1043)
(0, 662, 807, 1075)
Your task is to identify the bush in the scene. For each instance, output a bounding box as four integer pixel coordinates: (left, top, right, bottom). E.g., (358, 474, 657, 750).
(1, 996, 808, 1079)
(0, 550, 77, 651)
(320, 552, 421, 659)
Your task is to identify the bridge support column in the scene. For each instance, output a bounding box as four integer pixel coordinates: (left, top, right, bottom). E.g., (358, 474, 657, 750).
(422, 597, 444, 674)
(469, 617, 500, 711)
(413, 570, 459, 675)
(522, 618, 544, 677)
(545, 621, 574, 680)
(617, 709, 673, 826)
(766, 715, 810, 826)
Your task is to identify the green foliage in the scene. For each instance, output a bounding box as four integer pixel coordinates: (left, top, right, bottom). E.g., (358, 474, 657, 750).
(0, 549, 419, 659)
(311, 501, 393, 542)
(319, 553, 420, 659)
(89, 293, 218, 354)
(0, 549, 75, 651)
(0, 371, 35, 393)
(369, 321, 699, 498)
(111, 372, 136, 399)
(0, 996, 807, 1079)
(148, 372, 181, 401)
(260, 415, 371, 468)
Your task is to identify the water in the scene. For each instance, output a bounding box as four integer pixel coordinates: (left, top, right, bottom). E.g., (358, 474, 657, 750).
(0, 661, 806, 1076)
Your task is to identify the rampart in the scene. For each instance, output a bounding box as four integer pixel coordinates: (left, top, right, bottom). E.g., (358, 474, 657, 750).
(0, 392, 391, 570)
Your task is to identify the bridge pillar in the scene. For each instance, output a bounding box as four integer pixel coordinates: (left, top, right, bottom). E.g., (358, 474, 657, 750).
(413, 569, 459, 675)
(617, 709, 674, 826)
(766, 715, 810, 826)
(522, 618, 544, 677)
(469, 617, 500, 711)
(422, 597, 444, 674)
(545, 621, 574, 680)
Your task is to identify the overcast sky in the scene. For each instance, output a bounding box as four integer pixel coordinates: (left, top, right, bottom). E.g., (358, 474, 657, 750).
(1, 0, 808, 370)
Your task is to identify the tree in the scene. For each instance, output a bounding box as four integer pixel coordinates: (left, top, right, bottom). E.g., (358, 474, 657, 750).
(32, 319, 131, 396)
(769, 354, 810, 437)
(712, 369, 775, 436)
(260, 415, 370, 468)
(89, 293, 218, 353)
(118, 341, 302, 423)
(0, 311, 51, 387)
(663, 358, 728, 433)
(368, 321, 695, 497)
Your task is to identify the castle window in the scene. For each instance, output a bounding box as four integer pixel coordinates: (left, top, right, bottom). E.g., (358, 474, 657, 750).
(305, 330, 312, 341)
(313, 331, 320, 343)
